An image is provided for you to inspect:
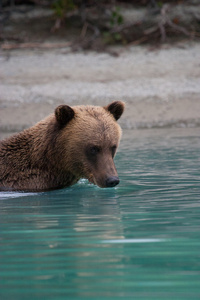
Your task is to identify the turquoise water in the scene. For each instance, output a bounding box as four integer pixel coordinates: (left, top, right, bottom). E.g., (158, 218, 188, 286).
(0, 129, 200, 300)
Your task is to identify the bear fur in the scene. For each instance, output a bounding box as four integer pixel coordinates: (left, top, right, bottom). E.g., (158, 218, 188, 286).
(0, 101, 124, 191)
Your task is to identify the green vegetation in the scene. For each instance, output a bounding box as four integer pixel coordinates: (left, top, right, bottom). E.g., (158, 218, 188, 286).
(1, 0, 199, 50)
(52, 0, 76, 19)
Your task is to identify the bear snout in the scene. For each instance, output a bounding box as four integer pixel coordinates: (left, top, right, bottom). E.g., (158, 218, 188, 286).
(91, 173, 120, 188)
(105, 176, 120, 188)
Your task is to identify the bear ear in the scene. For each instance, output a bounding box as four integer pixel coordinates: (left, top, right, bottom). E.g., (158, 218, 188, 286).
(55, 105, 75, 127)
(104, 101, 125, 121)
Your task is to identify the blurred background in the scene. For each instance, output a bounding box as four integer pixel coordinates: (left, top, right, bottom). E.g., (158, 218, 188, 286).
(0, 0, 200, 134)
(1, 0, 200, 47)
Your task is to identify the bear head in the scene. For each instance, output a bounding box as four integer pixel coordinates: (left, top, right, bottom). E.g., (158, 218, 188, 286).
(54, 101, 125, 188)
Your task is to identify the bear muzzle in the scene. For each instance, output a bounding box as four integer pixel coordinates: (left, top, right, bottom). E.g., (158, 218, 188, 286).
(86, 155, 120, 188)
(91, 174, 120, 188)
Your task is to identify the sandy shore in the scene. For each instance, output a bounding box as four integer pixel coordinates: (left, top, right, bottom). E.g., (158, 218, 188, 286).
(0, 42, 200, 134)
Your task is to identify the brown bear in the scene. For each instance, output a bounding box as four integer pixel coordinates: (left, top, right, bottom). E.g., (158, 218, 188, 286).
(0, 101, 124, 191)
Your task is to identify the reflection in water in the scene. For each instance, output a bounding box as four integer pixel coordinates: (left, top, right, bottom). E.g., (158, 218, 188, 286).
(0, 128, 200, 299)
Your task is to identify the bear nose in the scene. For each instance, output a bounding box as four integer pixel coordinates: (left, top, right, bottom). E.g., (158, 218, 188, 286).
(105, 176, 120, 188)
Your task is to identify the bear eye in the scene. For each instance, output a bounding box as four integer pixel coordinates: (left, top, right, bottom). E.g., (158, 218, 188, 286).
(111, 145, 117, 157)
(90, 146, 101, 155)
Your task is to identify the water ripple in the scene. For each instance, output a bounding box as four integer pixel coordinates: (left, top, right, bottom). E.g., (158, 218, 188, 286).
(1, 128, 200, 299)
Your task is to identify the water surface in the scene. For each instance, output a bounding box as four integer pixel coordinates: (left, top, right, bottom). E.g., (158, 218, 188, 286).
(1, 128, 200, 299)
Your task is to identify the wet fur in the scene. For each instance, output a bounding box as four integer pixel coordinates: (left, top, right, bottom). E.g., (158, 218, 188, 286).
(0, 102, 124, 191)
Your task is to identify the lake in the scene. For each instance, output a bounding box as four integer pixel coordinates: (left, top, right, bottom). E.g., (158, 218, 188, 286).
(0, 128, 200, 300)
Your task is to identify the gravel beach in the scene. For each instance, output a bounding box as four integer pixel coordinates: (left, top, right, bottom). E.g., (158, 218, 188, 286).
(0, 42, 200, 135)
